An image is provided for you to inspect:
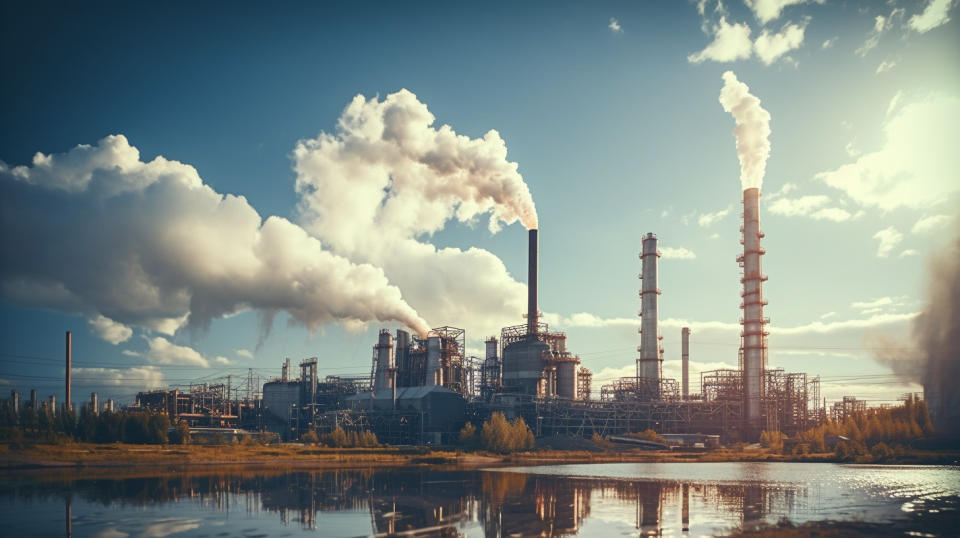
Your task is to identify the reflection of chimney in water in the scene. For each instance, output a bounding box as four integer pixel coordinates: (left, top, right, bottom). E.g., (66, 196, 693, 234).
(682, 483, 690, 532)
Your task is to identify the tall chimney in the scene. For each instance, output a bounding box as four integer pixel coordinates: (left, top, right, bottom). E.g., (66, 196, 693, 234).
(527, 228, 539, 335)
(682, 327, 690, 399)
(739, 187, 768, 438)
(637, 233, 662, 384)
(65, 331, 71, 414)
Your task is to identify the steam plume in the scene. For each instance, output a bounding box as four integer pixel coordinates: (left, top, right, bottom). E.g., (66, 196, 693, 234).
(719, 71, 772, 191)
(0, 135, 431, 339)
(294, 89, 539, 337)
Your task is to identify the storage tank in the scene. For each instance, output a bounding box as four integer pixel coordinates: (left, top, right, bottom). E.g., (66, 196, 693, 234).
(502, 339, 549, 395)
(557, 361, 578, 399)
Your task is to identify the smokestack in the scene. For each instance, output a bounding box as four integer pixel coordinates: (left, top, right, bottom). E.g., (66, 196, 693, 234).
(527, 228, 539, 335)
(739, 187, 768, 437)
(638, 233, 662, 384)
(30, 389, 37, 410)
(11, 390, 19, 414)
(90, 392, 98, 416)
(65, 331, 71, 414)
(682, 327, 690, 399)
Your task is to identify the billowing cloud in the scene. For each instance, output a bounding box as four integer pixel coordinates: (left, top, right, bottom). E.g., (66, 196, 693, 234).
(745, 0, 825, 25)
(660, 247, 697, 260)
(908, 0, 956, 33)
(0, 135, 430, 339)
(688, 17, 753, 63)
(911, 214, 953, 235)
(873, 227, 904, 258)
(698, 206, 732, 227)
(144, 336, 209, 367)
(608, 18, 622, 34)
(236, 348, 254, 359)
(294, 89, 540, 338)
(753, 21, 806, 65)
(88, 314, 133, 344)
(816, 95, 960, 210)
(719, 71, 772, 191)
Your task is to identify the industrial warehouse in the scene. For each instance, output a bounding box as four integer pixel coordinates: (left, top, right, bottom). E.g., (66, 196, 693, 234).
(93, 186, 827, 446)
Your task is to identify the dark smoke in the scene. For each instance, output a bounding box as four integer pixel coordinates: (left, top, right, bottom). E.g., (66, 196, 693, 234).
(914, 230, 960, 437)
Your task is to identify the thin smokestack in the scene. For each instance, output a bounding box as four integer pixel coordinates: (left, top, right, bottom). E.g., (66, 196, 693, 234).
(740, 187, 767, 438)
(65, 331, 71, 414)
(528, 228, 538, 335)
(682, 327, 690, 399)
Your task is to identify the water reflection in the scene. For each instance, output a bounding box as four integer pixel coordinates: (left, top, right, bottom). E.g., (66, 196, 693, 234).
(1, 463, 956, 537)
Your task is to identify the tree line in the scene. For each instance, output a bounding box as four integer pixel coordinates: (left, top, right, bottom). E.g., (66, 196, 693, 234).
(1, 402, 172, 445)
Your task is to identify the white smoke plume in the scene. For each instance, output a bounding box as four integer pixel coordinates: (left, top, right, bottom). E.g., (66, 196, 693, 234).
(294, 89, 539, 338)
(719, 71, 772, 191)
(0, 135, 430, 339)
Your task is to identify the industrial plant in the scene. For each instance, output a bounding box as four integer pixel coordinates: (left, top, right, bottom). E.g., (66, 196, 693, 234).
(7, 188, 838, 445)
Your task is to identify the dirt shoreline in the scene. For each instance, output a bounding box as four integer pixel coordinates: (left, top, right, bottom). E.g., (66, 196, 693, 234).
(2, 442, 957, 472)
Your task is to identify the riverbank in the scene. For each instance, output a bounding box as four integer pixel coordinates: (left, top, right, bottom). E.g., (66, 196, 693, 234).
(2, 442, 957, 470)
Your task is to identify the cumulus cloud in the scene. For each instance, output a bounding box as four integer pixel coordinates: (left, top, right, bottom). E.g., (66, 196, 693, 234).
(768, 194, 858, 222)
(821, 37, 836, 49)
(911, 214, 953, 235)
(745, 0, 825, 24)
(73, 365, 165, 390)
(121, 349, 141, 357)
(88, 314, 133, 344)
(873, 227, 904, 258)
(236, 348, 254, 359)
(719, 71, 772, 191)
(688, 17, 753, 63)
(293, 89, 540, 338)
(698, 206, 732, 227)
(753, 21, 807, 65)
(660, 247, 697, 259)
(908, 0, 956, 33)
(144, 336, 209, 367)
(816, 95, 960, 210)
(0, 135, 430, 341)
(608, 18, 622, 34)
(213, 356, 231, 366)
(900, 249, 919, 258)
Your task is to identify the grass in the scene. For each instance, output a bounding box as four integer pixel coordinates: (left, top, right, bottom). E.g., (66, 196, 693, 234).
(2, 441, 956, 470)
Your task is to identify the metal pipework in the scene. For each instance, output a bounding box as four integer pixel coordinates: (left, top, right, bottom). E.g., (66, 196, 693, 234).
(637, 233, 662, 382)
(527, 228, 538, 336)
(682, 327, 690, 399)
(740, 187, 768, 436)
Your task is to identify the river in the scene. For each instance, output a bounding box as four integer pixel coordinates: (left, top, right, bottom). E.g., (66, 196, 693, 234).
(1, 462, 957, 536)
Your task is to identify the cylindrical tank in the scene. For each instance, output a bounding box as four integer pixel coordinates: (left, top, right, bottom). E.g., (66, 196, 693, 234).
(557, 361, 578, 399)
(373, 330, 394, 394)
(502, 340, 549, 395)
(426, 336, 441, 386)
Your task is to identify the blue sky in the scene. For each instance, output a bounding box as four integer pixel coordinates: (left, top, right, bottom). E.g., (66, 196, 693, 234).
(1, 0, 957, 406)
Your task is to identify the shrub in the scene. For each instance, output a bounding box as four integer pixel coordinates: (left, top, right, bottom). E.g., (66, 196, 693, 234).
(168, 421, 191, 445)
(480, 412, 534, 453)
(459, 422, 477, 448)
(301, 430, 320, 445)
(629, 429, 667, 445)
(759, 430, 786, 452)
